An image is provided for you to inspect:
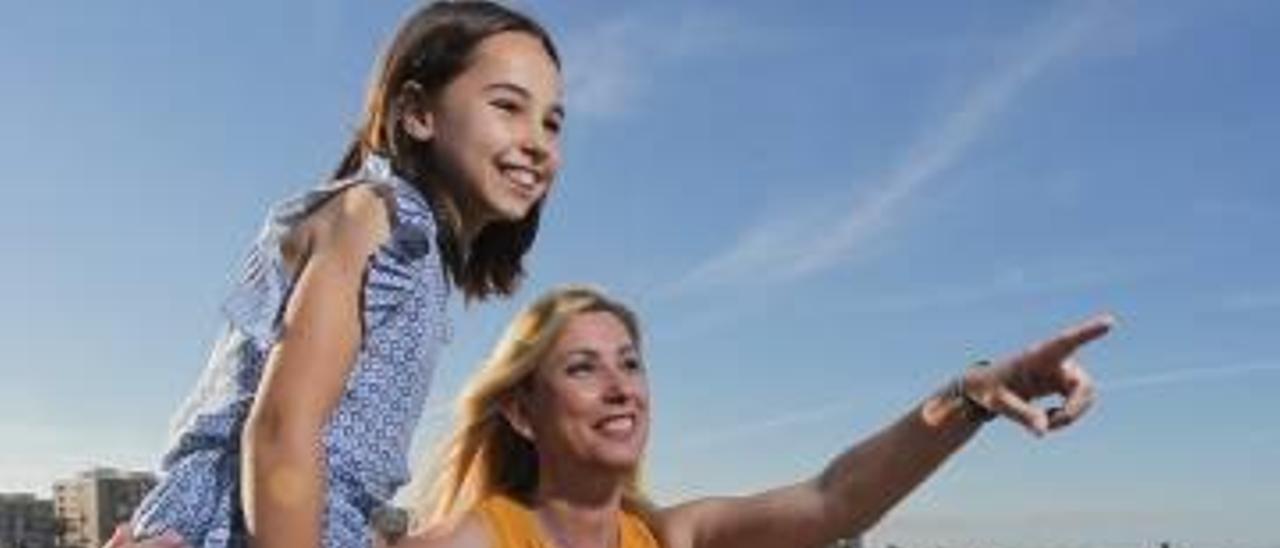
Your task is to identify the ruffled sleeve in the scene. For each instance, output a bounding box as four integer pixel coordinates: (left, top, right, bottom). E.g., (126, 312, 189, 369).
(221, 239, 289, 353)
(356, 152, 445, 334)
(220, 155, 443, 352)
(360, 231, 421, 331)
(218, 185, 340, 353)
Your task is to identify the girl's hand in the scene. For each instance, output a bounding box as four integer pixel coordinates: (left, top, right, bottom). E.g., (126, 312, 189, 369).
(963, 314, 1116, 436)
(102, 524, 188, 548)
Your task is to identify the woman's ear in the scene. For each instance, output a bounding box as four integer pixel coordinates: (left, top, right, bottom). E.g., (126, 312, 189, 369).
(499, 395, 535, 442)
(398, 81, 434, 142)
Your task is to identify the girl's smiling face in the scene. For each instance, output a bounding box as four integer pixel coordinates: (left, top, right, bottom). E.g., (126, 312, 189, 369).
(408, 31, 564, 229)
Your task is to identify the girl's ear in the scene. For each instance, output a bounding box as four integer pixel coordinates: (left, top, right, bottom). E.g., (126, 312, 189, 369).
(397, 81, 435, 142)
(499, 394, 535, 442)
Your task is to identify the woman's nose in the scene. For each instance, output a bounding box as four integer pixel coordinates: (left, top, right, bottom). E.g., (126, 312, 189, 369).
(600, 367, 638, 405)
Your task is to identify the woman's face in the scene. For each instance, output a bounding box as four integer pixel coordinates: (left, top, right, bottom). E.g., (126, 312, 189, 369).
(524, 310, 649, 473)
(414, 31, 564, 227)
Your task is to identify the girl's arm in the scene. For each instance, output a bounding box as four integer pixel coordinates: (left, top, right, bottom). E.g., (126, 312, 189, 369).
(656, 316, 1114, 548)
(241, 187, 391, 548)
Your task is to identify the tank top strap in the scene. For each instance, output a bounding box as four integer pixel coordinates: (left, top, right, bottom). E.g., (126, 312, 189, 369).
(475, 495, 661, 548)
(476, 495, 548, 548)
(618, 509, 661, 548)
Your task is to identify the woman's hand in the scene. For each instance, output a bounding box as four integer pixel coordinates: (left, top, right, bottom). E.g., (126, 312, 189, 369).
(102, 525, 188, 548)
(963, 314, 1116, 436)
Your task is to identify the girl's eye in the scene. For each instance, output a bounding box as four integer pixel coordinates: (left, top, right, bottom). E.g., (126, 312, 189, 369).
(543, 117, 562, 136)
(491, 98, 520, 114)
(623, 357, 644, 373)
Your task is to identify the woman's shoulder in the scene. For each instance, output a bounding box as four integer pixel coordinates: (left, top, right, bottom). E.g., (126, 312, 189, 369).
(644, 497, 733, 548)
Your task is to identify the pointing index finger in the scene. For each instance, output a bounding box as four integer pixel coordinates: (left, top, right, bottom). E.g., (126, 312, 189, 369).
(1046, 313, 1116, 357)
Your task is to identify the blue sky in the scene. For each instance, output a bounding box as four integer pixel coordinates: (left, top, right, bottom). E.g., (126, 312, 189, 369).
(2, 1, 1277, 546)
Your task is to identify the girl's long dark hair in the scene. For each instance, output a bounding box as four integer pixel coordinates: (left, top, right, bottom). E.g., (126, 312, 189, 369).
(335, 1, 560, 300)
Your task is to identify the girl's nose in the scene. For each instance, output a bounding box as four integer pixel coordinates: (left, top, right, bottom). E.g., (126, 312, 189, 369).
(519, 123, 555, 165)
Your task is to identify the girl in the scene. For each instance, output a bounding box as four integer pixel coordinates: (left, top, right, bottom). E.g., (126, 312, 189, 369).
(124, 2, 565, 546)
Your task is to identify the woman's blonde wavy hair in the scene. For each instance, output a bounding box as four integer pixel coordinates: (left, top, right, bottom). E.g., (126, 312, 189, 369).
(411, 285, 652, 527)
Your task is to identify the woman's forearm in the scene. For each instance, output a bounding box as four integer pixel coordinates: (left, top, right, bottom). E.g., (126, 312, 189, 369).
(812, 315, 1113, 540)
(813, 381, 982, 538)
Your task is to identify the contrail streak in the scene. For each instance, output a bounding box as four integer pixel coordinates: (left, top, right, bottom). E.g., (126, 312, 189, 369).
(670, 362, 1279, 454)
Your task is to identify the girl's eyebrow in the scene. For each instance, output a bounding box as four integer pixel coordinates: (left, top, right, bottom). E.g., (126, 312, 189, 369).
(483, 81, 528, 97)
(484, 82, 565, 119)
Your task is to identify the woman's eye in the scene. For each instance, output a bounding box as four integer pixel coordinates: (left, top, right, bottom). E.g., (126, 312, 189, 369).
(566, 362, 594, 376)
(623, 358, 644, 372)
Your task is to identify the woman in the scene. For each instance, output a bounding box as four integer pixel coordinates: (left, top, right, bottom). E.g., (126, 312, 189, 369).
(398, 285, 1115, 548)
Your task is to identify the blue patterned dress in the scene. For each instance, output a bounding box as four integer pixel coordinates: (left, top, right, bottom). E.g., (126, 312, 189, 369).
(131, 154, 453, 547)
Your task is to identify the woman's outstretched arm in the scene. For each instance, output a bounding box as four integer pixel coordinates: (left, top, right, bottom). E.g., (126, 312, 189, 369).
(658, 315, 1115, 548)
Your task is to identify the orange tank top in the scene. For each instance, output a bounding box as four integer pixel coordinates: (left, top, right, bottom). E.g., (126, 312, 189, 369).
(476, 494, 660, 548)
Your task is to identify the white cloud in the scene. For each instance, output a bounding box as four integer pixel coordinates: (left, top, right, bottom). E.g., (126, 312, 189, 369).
(658, 361, 1279, 459)
(670, 399, 863, 452)
(1101, 362, 1280, 391)
(860, 261, 1146, 313)
(562, 17, 641, 119)
(560, 8, 765, 119)
(1222, 291, 1280, 312)
(661, 4, 1105, 297)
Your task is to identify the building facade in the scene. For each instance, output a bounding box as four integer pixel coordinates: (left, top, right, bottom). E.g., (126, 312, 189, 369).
(0, 493, 57, 548)
(53, 469, 155, 548)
